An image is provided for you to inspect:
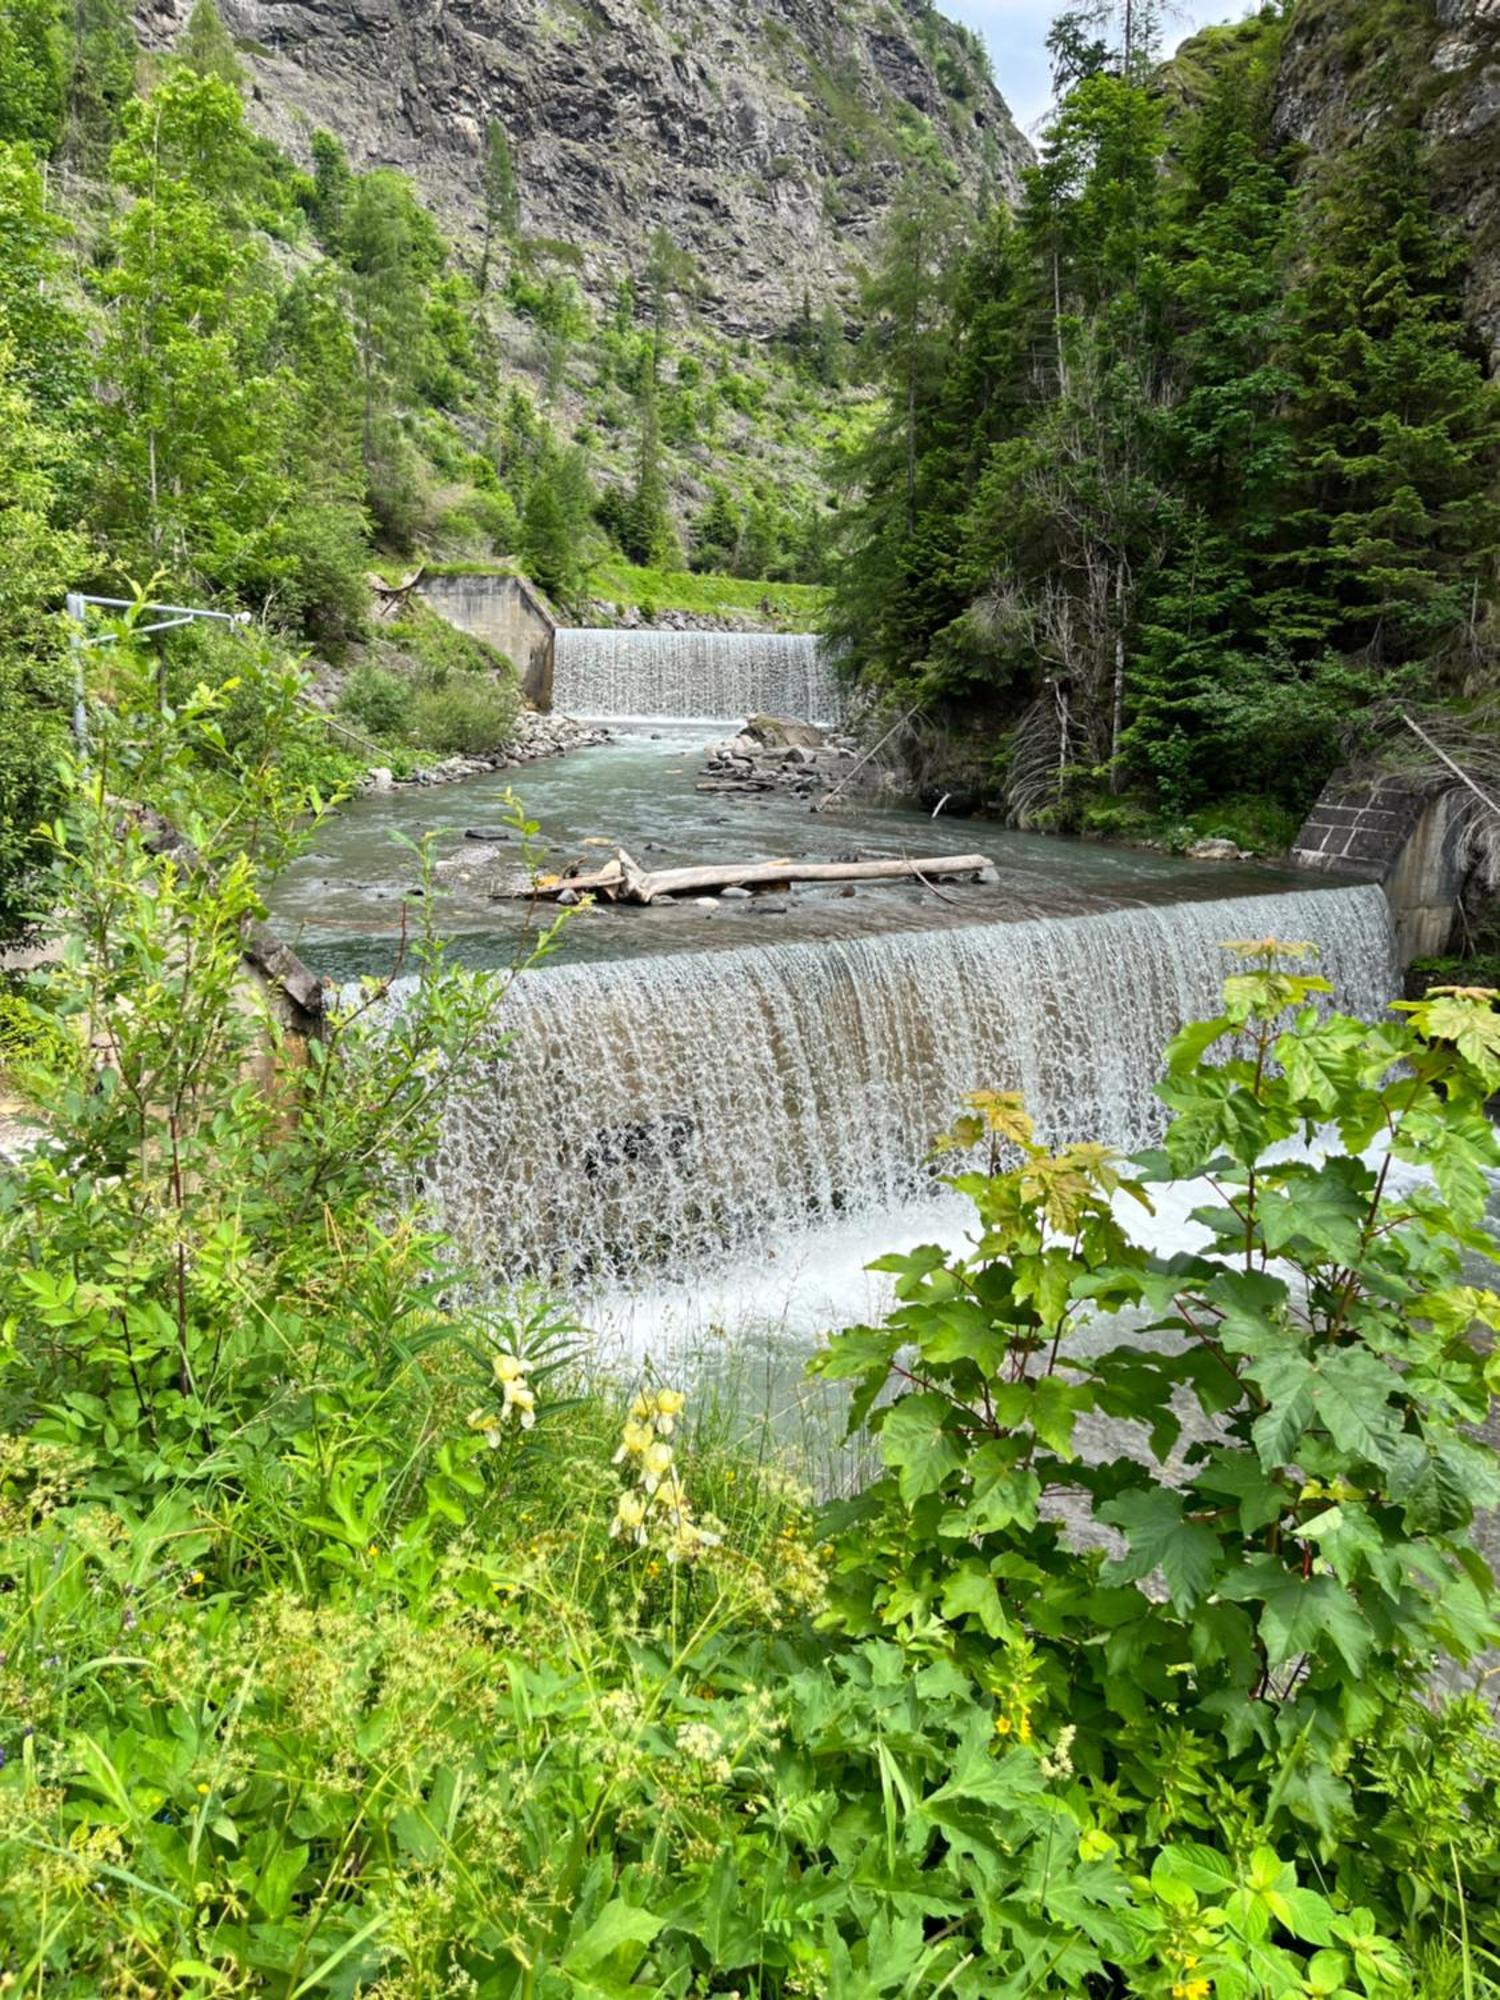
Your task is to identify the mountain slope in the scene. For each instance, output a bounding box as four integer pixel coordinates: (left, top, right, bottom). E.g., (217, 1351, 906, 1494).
(1271, 0, 1500, 364)
(133, 0, 1031, 336)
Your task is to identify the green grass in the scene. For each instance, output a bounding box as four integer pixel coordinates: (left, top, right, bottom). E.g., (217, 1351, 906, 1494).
(589, 558, 827, 625)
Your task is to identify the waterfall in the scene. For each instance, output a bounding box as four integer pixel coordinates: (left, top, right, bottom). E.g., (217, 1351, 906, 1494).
(432, 884, 1395, 1284)
(552, 628, 842, 723)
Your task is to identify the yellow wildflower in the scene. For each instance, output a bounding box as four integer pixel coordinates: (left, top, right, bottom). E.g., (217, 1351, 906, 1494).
(613, 1418, 654, 1463)
(640, 1440, 674, 1492)
(492, 1350, 525, 1384)
(467, 1407, 504, 1449)
(610, 1489, 648, 1545)
(502, 1377, 536, 1429)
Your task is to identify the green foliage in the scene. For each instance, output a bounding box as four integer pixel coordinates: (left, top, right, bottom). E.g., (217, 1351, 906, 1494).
(520, 440, 595, 603)
(829, 7, 1499, 825)
(339, 607, 519, 756)
(407, 672, 518, 756)
(339, 661, 411, 739)
(814, 948, 1500, 1983)
(174, 0, 244, 90)
(5, 697, 1500, 1994)
(589, 557, 826, 623)
(478, 115, 520, 294)
(0, 324, 84, 940)
(0, 0, 66, 148)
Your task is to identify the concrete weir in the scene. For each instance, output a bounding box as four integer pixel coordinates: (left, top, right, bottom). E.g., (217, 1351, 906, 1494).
(1291, 773, 1467, 966)
(417, 572, 558, 708)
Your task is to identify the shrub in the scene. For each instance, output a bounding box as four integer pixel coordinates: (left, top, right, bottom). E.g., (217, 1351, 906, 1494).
(408, 669, 518, 754)
(339, 661, 411, 739)
(814, 943, 1500, 1985)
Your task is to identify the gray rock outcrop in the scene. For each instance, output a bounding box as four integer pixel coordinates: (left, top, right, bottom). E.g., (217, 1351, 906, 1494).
(133, 0, 1031, 338)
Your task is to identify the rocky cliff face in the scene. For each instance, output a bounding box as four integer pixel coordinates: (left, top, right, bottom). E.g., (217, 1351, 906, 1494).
(1271, 0, 1500, 365)
(133, 0, 1030, 336)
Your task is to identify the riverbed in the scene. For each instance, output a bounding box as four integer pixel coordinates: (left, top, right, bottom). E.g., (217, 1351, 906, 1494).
(269, 723, 1324, 979)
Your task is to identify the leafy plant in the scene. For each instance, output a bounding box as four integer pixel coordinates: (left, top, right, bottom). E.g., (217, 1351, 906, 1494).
(815, 942, 1500, 1981)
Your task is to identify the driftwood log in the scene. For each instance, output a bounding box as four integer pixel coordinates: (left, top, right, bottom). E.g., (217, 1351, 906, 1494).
(527, 848, 995, 907)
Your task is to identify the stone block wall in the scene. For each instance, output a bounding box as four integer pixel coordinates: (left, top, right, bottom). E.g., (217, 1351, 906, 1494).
(1292, 773, 1468, 966)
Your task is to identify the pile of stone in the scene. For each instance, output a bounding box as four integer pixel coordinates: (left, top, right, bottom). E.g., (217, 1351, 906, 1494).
(585, 602, 781, 635)
(698, 715, 856, 799)
(359, 711, 610, 794)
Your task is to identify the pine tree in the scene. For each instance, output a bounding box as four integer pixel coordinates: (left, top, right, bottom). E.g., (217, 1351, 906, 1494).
(693, 484, 741, 574)
(61, 0, 135, 171)
(309, 129, 353, 248)
(521, 439, 593, 601)
(824, 172, 971, 691)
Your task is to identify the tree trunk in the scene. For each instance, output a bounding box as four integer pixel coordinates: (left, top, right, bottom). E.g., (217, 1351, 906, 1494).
(524, 850, 995, 906)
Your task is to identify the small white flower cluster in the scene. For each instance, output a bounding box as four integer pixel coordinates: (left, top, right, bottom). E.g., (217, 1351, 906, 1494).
(1039, 1724, 1076, 1781)
(609, 1388, 721, 1564)
(675, 1720, 733, 1784)
(466, 1349, 535, 1448)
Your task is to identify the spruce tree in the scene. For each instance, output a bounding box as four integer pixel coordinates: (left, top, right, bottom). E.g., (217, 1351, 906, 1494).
(623, 372, 678, 569)
(1278, 127, 1500, 681)
(478, 117, 519, 294)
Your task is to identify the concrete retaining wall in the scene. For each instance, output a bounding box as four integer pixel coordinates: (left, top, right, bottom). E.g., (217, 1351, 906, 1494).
(418, 573, 557, 708)
(1292, 773, 1468, 966)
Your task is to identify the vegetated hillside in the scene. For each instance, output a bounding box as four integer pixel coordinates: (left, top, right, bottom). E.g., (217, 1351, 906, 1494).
(132, 0, 1031, 340)
(824, 0, 1500, 854)
(1271, 0, 1500, 367)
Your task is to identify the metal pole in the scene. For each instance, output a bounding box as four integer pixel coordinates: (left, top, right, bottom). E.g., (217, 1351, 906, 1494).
(65, 590, 87, 758)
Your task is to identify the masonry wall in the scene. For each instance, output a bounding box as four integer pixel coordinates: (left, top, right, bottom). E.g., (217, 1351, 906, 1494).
(1292, 774, 1467, 967)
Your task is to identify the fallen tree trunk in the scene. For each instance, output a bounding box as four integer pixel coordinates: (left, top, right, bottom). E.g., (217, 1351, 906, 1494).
(529, 849, 995, 906)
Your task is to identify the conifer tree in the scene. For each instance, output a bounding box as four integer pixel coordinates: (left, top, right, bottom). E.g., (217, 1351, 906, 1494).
(1278, 127, 1500, 680)
(521, 439, 593, 602)
(61, 0, 135, 171)
(478, 116, 519, 294)
(623, 372, 678, 569)
(176, 0, 243, 91)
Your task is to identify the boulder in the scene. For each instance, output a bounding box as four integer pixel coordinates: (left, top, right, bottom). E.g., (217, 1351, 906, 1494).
(744, 715, 827, 749)
(1187, 837, 1251, 862)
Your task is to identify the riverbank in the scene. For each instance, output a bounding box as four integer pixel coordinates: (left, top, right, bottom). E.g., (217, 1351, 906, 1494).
(352, 707, 611, 796)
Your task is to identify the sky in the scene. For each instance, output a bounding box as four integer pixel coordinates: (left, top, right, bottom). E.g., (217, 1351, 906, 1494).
(942, 0, 1249, 134)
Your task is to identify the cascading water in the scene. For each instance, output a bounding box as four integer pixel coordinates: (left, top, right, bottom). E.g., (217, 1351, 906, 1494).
(431, 883, 1395, 1287)
(551, 628, 842, 723)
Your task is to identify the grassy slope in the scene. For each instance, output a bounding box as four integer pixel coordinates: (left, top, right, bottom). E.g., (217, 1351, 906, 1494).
(587, 559, 826, 624)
